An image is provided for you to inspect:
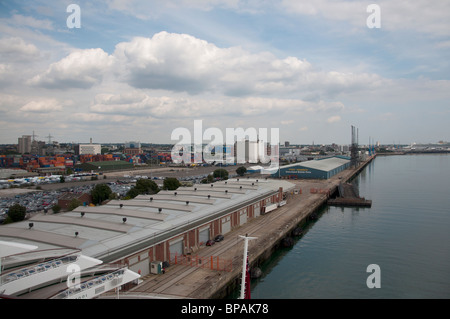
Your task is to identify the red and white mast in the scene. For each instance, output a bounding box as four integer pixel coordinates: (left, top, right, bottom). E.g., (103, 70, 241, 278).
(239, 234, 257, 299)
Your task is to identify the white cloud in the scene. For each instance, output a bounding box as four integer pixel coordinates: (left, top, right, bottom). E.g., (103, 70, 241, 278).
(0, 37, 40, 62)
(327, 115, 341, 123)
(9, 14, 54, 31)
(281, 0, 450, 37)
(1, 1, 448, 145)
(112, 31, 382, 99)
(29, 48, 115, 89)
(106, 0, 272, 19)
(19, 99, 67, 113)
(89, 89, 347, 123)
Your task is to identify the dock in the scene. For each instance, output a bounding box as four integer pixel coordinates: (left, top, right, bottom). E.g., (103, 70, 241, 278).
(327, 181, 372, 207)
(327, 197, 372, 207)
(104, 155, 375, 299)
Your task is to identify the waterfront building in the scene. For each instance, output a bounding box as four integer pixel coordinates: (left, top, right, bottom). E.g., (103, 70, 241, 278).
(272, 156, 351, 179)
(0, 179, 294, 281)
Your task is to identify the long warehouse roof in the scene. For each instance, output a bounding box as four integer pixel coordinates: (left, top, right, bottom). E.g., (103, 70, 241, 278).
(0, 178, 295, 263)
(280, 156, 350, 172)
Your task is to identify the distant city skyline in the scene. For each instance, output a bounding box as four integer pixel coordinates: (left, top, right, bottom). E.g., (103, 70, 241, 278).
(1, 1, 449, 145)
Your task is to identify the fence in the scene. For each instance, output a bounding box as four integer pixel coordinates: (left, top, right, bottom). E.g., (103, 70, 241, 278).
(310, 188, 331, 196)
(169, 253, 233, 272)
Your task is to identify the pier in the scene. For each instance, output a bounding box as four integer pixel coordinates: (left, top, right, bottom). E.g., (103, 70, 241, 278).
(107, 155, 375, 299)
(327, 182, 372, 207)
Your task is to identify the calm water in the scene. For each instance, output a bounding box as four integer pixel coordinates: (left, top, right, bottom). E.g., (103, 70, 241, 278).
(238, 154, 450, 299)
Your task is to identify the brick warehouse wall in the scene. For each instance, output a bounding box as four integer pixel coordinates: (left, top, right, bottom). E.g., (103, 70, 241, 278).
(119, 190, 286, 276)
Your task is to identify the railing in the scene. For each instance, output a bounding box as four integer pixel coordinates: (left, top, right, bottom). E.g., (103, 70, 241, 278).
(169, 253, 232, 272)
(310, 188, 331, 196)
(51, 268, 126, 299)
(0, 255, 78, 285)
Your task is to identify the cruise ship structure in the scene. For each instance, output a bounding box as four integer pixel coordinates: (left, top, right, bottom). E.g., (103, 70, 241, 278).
(0, 240, 140, 299)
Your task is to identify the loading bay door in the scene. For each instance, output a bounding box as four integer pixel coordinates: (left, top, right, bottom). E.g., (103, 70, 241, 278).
(199, 227, 210, 246)
(170, 239, 184, 256)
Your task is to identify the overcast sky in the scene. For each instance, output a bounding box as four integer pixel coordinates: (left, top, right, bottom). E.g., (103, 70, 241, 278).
(1, 1, 449, 146)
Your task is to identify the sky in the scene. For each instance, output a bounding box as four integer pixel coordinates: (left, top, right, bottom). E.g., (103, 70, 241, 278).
(0, 0, 449, 146)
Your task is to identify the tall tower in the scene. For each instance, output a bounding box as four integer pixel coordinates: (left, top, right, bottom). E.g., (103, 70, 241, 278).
(18, 135, 32, 154)
(350, 125, 359, 168)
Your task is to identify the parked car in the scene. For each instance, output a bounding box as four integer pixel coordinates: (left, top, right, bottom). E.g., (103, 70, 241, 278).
(214, 234, 224, 242)
(206, 239, 215, 246)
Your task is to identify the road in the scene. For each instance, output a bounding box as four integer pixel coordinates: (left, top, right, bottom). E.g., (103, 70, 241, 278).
(36, 164, 254, 191)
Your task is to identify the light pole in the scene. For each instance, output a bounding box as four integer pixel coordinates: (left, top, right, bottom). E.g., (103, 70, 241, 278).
(238, 234, 257, 299)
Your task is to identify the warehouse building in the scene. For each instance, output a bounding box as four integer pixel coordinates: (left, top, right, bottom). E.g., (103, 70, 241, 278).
(272, 156, 351, 179)
(0, 178, 294, 277)
(57, 192, 93, 210)
(74, 143, 101, 155)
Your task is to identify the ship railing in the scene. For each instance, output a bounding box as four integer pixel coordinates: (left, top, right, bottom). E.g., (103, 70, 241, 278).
(51, 268, 126, 299)
(0, 255, 78, 286)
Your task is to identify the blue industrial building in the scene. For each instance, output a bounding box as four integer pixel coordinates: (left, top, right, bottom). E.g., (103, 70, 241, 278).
(271, 156, 351, 179)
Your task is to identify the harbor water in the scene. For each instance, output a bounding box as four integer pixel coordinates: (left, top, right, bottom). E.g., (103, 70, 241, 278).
(238, 154, 450, 299)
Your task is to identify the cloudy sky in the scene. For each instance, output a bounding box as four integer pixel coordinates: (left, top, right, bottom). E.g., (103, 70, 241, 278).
(1, 1, 449, 146)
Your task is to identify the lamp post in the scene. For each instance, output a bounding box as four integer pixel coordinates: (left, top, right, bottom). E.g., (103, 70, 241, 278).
(238, 234, 257, 299)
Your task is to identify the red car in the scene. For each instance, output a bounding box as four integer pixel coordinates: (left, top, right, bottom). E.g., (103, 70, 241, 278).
(206, 239, 215, 246)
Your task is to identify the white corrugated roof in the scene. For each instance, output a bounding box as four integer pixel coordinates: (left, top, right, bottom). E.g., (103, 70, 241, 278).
(0, 179, 295, 263)
(280, 156, 350, 172)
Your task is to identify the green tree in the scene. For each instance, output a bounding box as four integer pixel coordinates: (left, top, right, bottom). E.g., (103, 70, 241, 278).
(91, 183, 113, 204)
(67, 199, 81, 211)
(60, 175, 65, 183)
(163, 177, 181, 190)
(135, 179, 159, 194)
(126, 179, 159, 199)
(52, 204, 61, 214)
(236, 166, 247, 176)
(125, 187, 140, 199)
(7, 204, 27, 222)
(213, 168, 228, 180)
(201, 174, 214, 184)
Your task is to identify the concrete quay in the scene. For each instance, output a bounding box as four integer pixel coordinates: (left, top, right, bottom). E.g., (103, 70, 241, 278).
(110, 156, 375, 299)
